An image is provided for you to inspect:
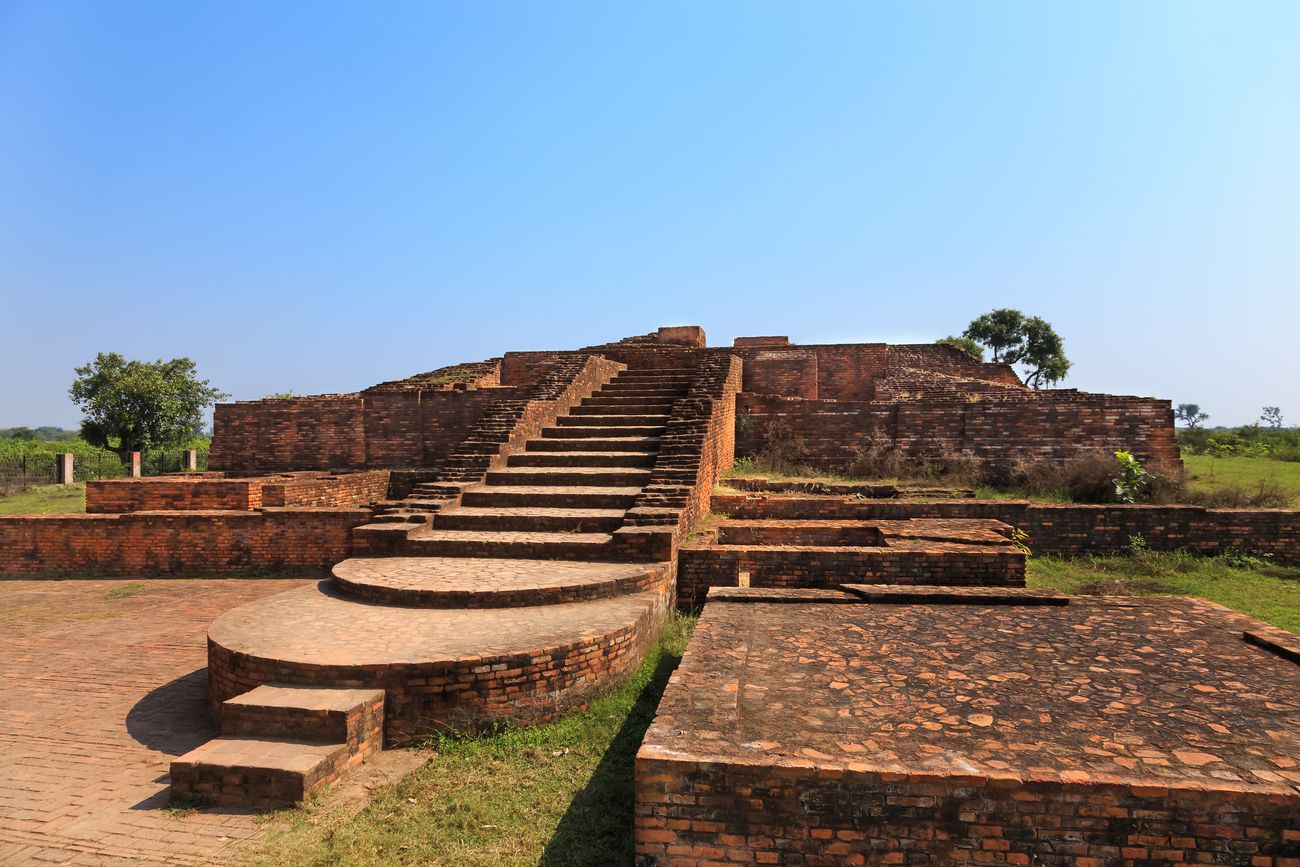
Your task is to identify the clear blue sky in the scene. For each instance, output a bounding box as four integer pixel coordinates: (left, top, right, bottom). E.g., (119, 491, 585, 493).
(2, 2, 1297, 429)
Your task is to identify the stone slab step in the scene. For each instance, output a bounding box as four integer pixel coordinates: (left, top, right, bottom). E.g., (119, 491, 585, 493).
(433, 506, 627, 532)
(527, 436, 660, 453)
(559, 411, 669, 423)
(582, 396, 675, 408)
(595, 386, 687, 397)
(402, 529, 615, 561)
(485, 467, 653, 487)
(221, 685, 385, 750)
(332, 556, 668, 607)
(543, 425, 665, 438)
(508, 451, 656, 468)
(461, 485, 641, 509)
(169, 737, 351, 808)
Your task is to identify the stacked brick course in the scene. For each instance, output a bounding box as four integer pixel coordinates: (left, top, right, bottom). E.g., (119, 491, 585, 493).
(85, 471, 389, 513)
(0, 508, 368, 575)
(711, 493, 1300, 564)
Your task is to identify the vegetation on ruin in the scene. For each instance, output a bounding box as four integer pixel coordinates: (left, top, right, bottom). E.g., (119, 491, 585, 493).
(1028, 552, 1300, 634)
(960, 308, 1071, 388)
(246, 614, 695, 867)
(69, 353, 227, 463)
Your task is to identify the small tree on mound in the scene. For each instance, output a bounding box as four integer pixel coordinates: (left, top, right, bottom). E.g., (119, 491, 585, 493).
(69, 353, 228, 464)
(960, 308, 1071, 388)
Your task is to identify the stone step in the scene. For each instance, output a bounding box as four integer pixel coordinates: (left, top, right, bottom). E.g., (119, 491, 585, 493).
(526, 436, 661, 453)
(543, 425, 666, 438)
(432, 506, 627, 533)
(485, 467, 653, 487)
(402, 529, 614, 561)
(559, 411, 669, 423)
(332, 556, 668, 608)
(613, 369, 696, 379)
(508, 450, 656, 468)
(461, 485, 641, 509)
(582, 396, 676, 409)
(221, 685, 385, 749)
(170, 684, 386, 808)
(594, 386, 687, 397)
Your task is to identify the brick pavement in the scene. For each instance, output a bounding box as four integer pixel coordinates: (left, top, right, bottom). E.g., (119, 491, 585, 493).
(0, 577, 309, 866)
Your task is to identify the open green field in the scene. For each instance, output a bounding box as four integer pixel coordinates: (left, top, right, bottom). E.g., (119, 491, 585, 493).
(1029, 552, 1300, 633)
(1181, 453, 1300, 505)
(0, 484, 86, 515)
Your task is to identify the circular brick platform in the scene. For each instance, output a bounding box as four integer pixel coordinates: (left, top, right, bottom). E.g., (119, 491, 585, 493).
(208, 579, 671, 743)
(332, 556, 670, 607)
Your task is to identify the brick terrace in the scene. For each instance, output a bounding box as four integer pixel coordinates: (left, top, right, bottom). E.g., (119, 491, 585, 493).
(636, 587, 1300, 865)
(0, 577, 307, 866)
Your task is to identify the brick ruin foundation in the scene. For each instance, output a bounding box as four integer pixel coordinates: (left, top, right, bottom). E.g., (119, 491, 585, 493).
(2, 324, 1298, 848)
(636, 587, 1300, 865)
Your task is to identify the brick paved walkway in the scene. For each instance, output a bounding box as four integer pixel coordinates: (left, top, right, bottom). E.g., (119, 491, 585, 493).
(0, 577, 310, 866)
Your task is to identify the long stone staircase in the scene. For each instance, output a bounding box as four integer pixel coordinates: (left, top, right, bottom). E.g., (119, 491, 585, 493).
(170, 365, 697, 807)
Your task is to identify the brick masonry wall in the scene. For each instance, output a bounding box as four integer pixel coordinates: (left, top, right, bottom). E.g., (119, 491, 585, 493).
(711, 495, 1300, 564)
(0, 508, 369, 575)
(677, 545, 1025, 609)
(85, 471, 390, 513)
(634, 754, 1300, 866)
(211, 389, 513, 474)
(736, 392, 1182, 477)
(86, 476, 263, 512)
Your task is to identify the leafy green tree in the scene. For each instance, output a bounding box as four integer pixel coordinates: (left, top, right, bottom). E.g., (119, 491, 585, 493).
(69, 353, 228, 463)
(1261, 406, 1284, 429)
(1174, 403, 1209, 429)
(962, 308, 1025, 362)
(937, 336, 984, 361)
(961, 309, 1071, 388)
(1019, 316, 1071, 388)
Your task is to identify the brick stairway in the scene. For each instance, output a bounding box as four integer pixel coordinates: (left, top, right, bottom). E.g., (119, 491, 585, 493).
(172, 366, 695, 807)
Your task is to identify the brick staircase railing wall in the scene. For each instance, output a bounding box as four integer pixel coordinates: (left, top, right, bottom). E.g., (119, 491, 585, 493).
(613, 354, 743, 560)
(85, 471, 391, 513)
(0, 508, 370, 575)
(735, 392, 1181, 478)
(710, 494, 1300, 564)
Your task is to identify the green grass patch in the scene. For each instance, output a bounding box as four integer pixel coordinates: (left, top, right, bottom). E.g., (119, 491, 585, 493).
(0, 483, 86, 514)
(247, 614, 696, 867)
(106, 581, 147, 600)
(1181, 454, 1300, 505)
(1028, 553, 1300, 633)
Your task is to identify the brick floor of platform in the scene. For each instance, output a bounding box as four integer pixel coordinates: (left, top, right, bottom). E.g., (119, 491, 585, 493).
(0, 577, 309, 866)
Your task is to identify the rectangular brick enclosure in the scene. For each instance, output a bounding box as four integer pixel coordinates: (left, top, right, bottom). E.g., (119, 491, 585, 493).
(636, 587, 1300, 865)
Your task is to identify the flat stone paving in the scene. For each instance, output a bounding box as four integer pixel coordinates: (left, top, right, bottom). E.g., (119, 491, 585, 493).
(0, 577, 308, 866)
(646, 589, 1300, 792)
(210, 580, 662, 667)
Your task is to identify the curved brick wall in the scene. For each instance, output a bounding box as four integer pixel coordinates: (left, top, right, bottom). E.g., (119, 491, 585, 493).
(207, 580, 673, 744)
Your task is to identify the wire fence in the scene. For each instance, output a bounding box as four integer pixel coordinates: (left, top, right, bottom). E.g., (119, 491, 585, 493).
(0, 449, 210, 495)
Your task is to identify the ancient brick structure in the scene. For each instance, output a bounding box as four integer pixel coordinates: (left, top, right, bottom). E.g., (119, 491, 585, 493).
(85, 471, 389, 513)
(711, 490, 1300, 564)
(636, 588, 1300, 865)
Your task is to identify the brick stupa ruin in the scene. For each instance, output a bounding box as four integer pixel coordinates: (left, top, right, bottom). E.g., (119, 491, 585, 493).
(3, 325, 1296, 863)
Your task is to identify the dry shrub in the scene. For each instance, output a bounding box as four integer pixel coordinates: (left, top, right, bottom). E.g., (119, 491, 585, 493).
(844, 428, 906, 480)
(1009, 451, 1119, 503)
(759, 417, 808, 475)
(923, 449, 984, 487)
(1177, 480, 1292, 509)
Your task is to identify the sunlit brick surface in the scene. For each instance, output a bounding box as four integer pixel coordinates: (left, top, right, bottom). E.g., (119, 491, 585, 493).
(636, 588, 1300, 865)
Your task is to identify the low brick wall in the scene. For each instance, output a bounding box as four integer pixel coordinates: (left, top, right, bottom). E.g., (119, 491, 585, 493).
(635, 754, 1300, 866)
(711, 495, 1300, 564)
(0, 508, 370, 575)
(677, 544, 1025, 609)
(86, 471, 390, 513)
